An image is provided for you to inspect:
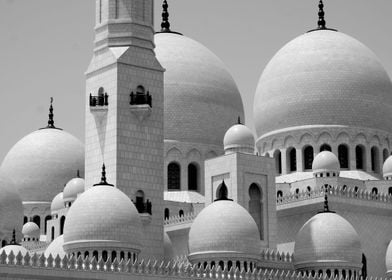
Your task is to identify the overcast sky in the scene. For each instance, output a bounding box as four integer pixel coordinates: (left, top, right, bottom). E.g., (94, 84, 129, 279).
(0, 0, 391, 161)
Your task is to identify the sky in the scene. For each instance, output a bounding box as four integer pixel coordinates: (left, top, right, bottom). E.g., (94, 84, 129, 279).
(0, 0, 391, 161)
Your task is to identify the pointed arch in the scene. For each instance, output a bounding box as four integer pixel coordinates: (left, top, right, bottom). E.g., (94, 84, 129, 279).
(286, 147, 296, 172)
(338, 144, 349, 169)
(303, 146, 314, 170)
(167, 162, 181, 190)
(188, 162, 199, 191)
(248, 183, 263, 240)
(371, 146, 380, 173)
(273, 150, 282, 174)
(356, 145, 366, 170)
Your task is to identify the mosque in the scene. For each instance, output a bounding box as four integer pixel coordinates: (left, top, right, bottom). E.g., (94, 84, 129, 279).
(1, 0, 392, 279)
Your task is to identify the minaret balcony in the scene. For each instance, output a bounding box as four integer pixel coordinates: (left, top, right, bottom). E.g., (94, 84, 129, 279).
(89, 87, 109, 115)
(129, 86, 152, 121)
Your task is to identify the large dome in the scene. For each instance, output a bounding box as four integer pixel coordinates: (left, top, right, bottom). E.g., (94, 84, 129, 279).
(188, 200, 260, 260)
(294, 211, 362, 270)
(63, 184, 142, 252)
(0, 172, 23, 240)
(155, 32, 244, 146)
(1, 128, 84, 202)
(254, 30, 392, 139)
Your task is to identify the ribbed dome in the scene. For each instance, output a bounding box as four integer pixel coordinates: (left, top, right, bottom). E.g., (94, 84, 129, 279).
(1, 128, 84, 202)
(0, 245, 28, 256)
(51, 192, 64, 213)
(254, 30, 392, 139)
(0, 172, 23, 240)
(155, 33, 244, 146)
(63, 185, 142, 252)
(312, 151, 340, 174)
(188, 200, 260, 259)
(22, 222, 40, 239)
(223, 123, 255, 154)
(63, 177, 85, 203)
(383, 156, 392, 178)
(294, 212, 362, 270)
(44, 235, 66, 258)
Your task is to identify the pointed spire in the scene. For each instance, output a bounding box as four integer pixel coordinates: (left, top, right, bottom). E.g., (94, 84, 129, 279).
(317, 0, 326, 29)
(307, 0, 337, 33)
(161, 0, 171, 32)
(93, 164, 114, 187)
(40, 97, 62, 130)
(9, 229, 19, 246)
(156, 0, 182, 35)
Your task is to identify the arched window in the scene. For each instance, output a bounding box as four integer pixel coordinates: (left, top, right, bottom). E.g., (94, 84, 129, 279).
(303, 146, 314, 170)
(188, 163, 198, 191)
(51, 227, 55, 241)
(320, 144, 331, 152)
(356, 145, 365, 170)
(164, 208, 170, 220)
(384, 149, 389, 162)
(33, 215, 41, 229)
(218, 261, 224, 270)
(168, 162, 180, 190)
(120, 251, 125, 260)
(274, 150, 282, 174)
(338, 144, 349, 169)
(44, 215, 51, 234)
(277, 190, 283, 198)
(84, 251, 89, 258)
(23, 216, 28, 224)
(93, 251, 98, 260)
(60, 216, 66, 235)
(111, 251, 117, 261)
(136, 85, 145, 94)
(287, 147, 296, 172)
(389, 187, 392, 196)
(227, 260, 233, 270)
(179, 210, 184, 217)
(216, 181, 228, 200)
(372, 187, 378, 196)
(249, 183, 263, 240)
(307, 186, 311, 193)
(102, 251, 108, 262)
(371, 146, 380, 173)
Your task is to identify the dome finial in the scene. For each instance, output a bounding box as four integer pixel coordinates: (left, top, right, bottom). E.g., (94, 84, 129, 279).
(318, 0, 326, 29)
(93, 163, 114, 187)
(40, 97, 62, 130)
(161, 0, 171, 32)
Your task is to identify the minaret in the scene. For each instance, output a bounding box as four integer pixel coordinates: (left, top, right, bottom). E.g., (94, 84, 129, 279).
(85, 0, 164, 259)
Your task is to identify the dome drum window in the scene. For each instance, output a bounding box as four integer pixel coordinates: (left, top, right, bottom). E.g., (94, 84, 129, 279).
(89, 87, 109, 107)
(129, 86, 152, 121)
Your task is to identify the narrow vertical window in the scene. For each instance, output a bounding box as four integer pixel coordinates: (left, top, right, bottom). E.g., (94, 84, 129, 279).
(168, 162, 180, 190)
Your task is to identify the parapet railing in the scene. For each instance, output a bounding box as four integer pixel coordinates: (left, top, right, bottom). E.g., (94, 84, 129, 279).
(0, 251, 384, 280)
(164, 212, 197, 226)
(277, 186, 392, 206)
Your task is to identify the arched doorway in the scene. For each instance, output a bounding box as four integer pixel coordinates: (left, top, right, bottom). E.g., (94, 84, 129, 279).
(248, 183, 263, 240)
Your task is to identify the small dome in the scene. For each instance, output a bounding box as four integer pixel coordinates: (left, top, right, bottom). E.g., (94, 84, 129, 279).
(22, 222, 40, 239)
(312, 151, 340, 175)
(155, 32, 244, 146)
(63, 177, 85, 203)
(164, 232, 174, 262)
(383, 156, 392, 178)
(294, 212, 362, 271)
(254, 30, 392, 140)
(51, 192, 64, 214)
(44, 235, 66, 258)
(0, 128, 84, 202)
(0, 172, 23, 240)
(223, 123, 255, 154)
(188, 200, 260, 261)
(63, 184, 142, 253)
(0, 245, 28, 256)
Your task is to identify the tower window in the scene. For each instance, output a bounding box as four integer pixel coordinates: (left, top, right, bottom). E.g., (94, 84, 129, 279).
(130, 85, 152, 107)
(320, 144, 331, 152)
(338, 144, 349, 169)
(303, 146, 314, 170)
(287, 147, 296, 172)
(168, 162, 180, 190)
(188, 163, 198, 191)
